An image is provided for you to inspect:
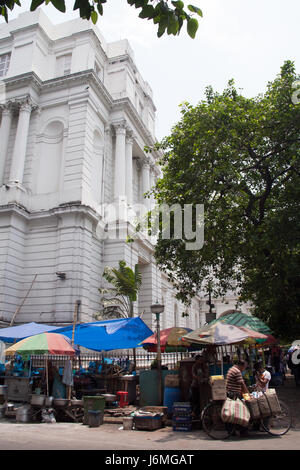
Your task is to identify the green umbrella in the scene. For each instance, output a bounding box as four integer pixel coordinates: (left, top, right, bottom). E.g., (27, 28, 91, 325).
(207, 311, 272, 335)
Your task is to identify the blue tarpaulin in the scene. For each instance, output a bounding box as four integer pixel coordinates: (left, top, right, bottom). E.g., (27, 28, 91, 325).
(0, 322, 59, 343)
(52, 317, 154, 352)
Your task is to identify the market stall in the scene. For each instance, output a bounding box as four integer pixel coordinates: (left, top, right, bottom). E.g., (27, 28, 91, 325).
(0, 318, 154, 423)
(180, 321, 269, 415)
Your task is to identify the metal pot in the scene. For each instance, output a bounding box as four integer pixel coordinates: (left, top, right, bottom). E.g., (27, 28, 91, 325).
(45, 396, 53, 407)
(101, 394, 117, 402)
(16, 405, 32, 423)
(0, 405, 6, 419)
(31, 394, 45, 406)
(53, 398, 69, 407)
(0, 385, 7, 400)
(71, 399, 83, 407)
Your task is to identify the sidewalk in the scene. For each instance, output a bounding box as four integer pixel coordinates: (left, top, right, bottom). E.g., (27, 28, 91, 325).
(275, 374, 300, 429)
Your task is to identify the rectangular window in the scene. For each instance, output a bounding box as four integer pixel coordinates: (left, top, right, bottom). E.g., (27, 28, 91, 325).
(94, 62, 101, 79)
(0, 53, 11, 77)
(56, 54, 72, 77)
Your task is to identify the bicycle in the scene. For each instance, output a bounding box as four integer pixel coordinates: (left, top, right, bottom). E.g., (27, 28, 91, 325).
(201, 392, 292, 440)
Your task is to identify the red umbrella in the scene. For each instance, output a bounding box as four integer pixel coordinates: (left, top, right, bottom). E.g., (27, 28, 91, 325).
(142, 327, 193, 352)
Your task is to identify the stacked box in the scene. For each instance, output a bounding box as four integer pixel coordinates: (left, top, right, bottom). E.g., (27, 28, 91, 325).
(172, 402, 192, 432)
(209, 377, 226, 400)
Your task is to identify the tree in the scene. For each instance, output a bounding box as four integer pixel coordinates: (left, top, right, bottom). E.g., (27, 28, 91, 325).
(0, 0, 203, 38)
(149, 61, 300, 340)
(96, 260, 142, 319)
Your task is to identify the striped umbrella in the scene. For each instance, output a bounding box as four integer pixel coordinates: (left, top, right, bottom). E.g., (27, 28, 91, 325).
(5, 332, 75, 358)
(141, 327, 194, 352)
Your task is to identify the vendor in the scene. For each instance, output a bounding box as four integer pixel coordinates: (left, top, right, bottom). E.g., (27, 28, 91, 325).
(254, 362, 271, 392)
(190, 355, 207, 417)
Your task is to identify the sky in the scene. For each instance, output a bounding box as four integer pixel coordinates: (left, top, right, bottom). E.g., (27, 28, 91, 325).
(4, 0, 300, 140)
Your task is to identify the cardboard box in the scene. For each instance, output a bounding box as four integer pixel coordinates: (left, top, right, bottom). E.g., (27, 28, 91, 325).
(210, 379, 226, 400)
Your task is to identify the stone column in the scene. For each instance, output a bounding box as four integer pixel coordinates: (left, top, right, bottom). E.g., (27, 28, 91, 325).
(141, 159, 150, 212)
(114, 122, 126, 202)
(125, 132, 134, 205)
(0, 102, 13, 185)
(9, 98, 34, 185)
(149, 164, 156, 210)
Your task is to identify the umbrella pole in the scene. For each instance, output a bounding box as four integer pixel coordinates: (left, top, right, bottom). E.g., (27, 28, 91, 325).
(220, 347, 224, 376)
(68, 300, 80, 400)
(45, 356, 49, 397)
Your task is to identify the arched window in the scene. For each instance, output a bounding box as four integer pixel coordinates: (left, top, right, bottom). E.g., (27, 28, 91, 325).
(36, 120, 64, 195)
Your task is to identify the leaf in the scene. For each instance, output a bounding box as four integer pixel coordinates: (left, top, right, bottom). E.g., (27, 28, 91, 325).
(187, 17, 198, 38)
(139, 5, 155, 19)
(171, 1, 184, 9)
(30, 0, 44, 11)
(91, 10, 98, 24)
(50, 0, 66, 13)
(188, 4, 203, 17)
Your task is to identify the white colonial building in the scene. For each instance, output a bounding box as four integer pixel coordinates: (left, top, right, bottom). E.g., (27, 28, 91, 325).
(0, 10, 249, 331)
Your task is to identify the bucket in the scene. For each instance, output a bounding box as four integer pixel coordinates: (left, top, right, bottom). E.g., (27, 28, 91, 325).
(16, 405, 32, 423)
(88, 410, 104, 428)
(83, 396, 105, 425)
(123, 416, 133, 430)
(0, 405, 6, 419)
(0, 385, 8, 400)
(163, 387, 181, 415)
(31, 394, 45, 406)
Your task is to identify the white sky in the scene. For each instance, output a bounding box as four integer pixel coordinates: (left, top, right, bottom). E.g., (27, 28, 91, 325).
(4, 0, 300, 140)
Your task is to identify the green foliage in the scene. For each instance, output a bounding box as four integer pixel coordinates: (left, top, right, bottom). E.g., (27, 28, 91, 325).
(97, 260, 142, 319)
(151, 61, 300, 340)
(0, 0, 202, 38)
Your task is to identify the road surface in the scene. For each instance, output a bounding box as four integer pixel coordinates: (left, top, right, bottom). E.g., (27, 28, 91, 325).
(0, 421, 299, 451)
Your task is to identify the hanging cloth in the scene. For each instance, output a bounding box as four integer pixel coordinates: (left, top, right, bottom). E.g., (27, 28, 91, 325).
(62, 359, 74, 387)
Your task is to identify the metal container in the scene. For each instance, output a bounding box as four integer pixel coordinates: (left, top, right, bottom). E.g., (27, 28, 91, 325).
(31, 394, 45, 406)
(16, 405, 32, 423)
(53, 398, 69, 407)
(0, 385, 8, 399)
(0, 405, 6, 419)
(71, 399, 83, 407)
(101, 394, 117, 402)
(45, 396, 53, 407)
(123, 417, 133, 430)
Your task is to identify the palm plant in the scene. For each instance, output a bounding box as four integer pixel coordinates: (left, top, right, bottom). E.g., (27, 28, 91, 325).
(96, 260, 142, 319)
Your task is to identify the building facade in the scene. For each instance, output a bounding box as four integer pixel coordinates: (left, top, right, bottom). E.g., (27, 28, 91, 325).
(0, 11, 249, 332)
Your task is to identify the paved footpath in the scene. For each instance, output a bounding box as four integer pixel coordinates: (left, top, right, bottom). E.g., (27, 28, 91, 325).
(0, 421, 300, 451)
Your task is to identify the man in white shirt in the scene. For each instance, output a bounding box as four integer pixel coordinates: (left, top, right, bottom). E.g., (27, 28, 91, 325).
(255, 363, 271, 392)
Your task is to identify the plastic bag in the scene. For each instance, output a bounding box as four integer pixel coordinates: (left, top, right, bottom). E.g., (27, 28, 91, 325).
(221, 398, 250, 427)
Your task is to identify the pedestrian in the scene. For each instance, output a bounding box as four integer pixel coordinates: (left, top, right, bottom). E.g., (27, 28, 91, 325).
(189, 355, 204, 417)
(225, 360, 249, 437)
(254, 362, 271, 393)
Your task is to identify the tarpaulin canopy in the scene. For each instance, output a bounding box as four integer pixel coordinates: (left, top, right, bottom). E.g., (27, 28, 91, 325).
(182, 322, 262, 346)
(0, 322, 59, 343)
(52, 317, 154, 352)
(207, 311, 272, 335)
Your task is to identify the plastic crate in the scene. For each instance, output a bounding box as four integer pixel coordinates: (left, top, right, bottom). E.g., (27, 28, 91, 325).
(172, 416, 192, 424)
(173, 424, 192, 432)
(172, 402, 191, 412)
(134, 415, 162, 431)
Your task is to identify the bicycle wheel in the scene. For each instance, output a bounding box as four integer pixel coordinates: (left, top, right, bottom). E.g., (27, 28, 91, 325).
(262, 400, 292, 436)
(201, 401, 235, 439)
